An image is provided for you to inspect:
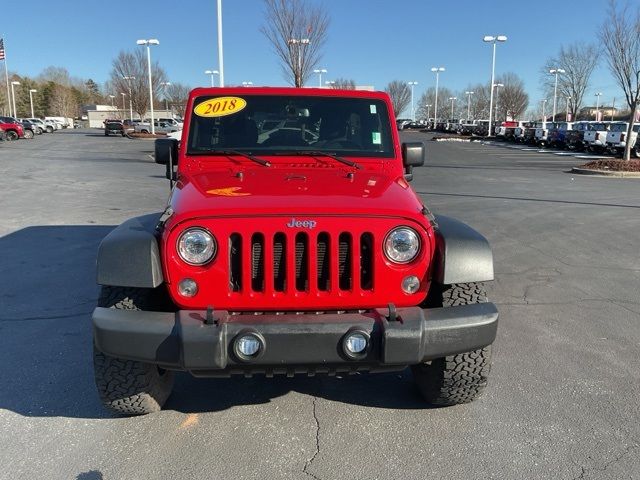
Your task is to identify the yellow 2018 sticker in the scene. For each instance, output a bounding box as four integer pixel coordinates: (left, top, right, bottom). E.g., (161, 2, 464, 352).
(194, 97, 247, 117)
(206, 187, 251, 196)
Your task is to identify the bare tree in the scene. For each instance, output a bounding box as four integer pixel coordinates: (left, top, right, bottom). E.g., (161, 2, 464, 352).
(261, 0, 329, 87)
(329, 78, 356, 89)
(600, 0, 640, 159)
(109, 50, 167, 119)
(49, 84, 77, 117)
(385, 81, 411, 117)
(541, 43, 598, 118)
(415, 87, 453, 120)
(496, 73, 529, 121)
(166, 82, 191, 118)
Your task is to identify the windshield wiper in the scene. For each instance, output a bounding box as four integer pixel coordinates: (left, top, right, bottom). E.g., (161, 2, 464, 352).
(190, 149, 271, 167)
(275, 151, 362, 169)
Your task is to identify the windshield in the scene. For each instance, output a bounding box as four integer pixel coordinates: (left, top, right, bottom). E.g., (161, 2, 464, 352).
(186, 95, 394, 158)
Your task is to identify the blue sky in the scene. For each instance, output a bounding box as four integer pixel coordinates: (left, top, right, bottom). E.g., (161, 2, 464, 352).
(1, 0, 624, 111)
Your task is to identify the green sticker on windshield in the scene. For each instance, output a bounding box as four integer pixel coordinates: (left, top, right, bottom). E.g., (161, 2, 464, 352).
(372, 132, 381, 144)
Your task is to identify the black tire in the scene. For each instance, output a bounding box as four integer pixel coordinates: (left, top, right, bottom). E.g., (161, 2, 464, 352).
(93, 286, 175, 416)
(46, 126, 54, 133)
(412, 282, 492, 406)
(6, 130, 19, 141)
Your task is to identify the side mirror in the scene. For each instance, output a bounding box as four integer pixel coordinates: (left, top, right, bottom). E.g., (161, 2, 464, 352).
(401, 142, 425, 181)
(155, 138, 179, 184)
(155, 138, 179, 165)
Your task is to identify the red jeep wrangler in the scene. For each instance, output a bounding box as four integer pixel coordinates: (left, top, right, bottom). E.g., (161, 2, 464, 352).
(93, 87, 498, 415)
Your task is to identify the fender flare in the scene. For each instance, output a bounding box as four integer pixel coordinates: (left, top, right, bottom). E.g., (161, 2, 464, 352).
(432, 215, 494, 285)
(96, 213, 164, 288)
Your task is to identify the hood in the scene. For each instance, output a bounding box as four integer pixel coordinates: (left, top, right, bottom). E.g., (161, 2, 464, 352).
(169, 163, 424, 223)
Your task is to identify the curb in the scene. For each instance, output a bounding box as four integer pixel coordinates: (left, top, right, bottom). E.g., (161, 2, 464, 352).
(571, 167, 640, 178)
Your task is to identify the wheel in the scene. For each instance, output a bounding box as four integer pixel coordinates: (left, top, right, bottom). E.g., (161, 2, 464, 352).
(141, 129, 149, 134)
(412, 282, 492, 406)
(93, 286, 175, 415)
(6, 130, 19, 141)
(37, 127, 43, 135)
(46, 126, 54, 133)
(24, 130, 34, 139)
(633, 146, 640, 158)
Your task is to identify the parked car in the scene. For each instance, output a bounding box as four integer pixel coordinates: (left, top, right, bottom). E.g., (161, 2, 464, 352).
(606, 122, 640, 156)
(0, 116, 25, 140)
(547, 122, 573, 149)
(43, 119, 59, 132)
(0, 126, 5, 142)
(104, 120, 126, 136)
(20, 120, 36, 139)
(535, 121, 554, 146)
(23, 118, 47, 134)
(396, 118, 412, 130)
(514, 122, 534, 143)
(583, 121, 612, 153)
(45, 116, 69, 128)
(565, 121, 591, 151)
(134, 121, 179, 134)
(158, 118, 183, 129)
(92, 86, 498, 415)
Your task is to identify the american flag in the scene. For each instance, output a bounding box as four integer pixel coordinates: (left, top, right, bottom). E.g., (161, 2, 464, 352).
(0, 38, 5, 60)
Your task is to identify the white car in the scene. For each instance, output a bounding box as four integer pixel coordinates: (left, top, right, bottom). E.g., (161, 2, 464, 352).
(605, 122, 640, 156)
(583, 122, 611, 153)
(534, 122, 554, 146)
(135, 121, 180, 134)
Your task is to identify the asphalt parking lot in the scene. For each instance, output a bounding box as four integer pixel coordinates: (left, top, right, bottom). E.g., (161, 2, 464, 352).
(1, 130, 639, 480)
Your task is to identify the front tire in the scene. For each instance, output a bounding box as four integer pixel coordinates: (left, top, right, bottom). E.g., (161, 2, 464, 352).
(412, 282, 493, 406)
(93, 286, 175, 415)
(24, 130, 34, 139)
(6, 130, 19, 141)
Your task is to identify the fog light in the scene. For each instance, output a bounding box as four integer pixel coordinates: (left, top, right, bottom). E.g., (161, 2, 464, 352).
(401, 275, 420, 294)
(343, 331, 369, 359)
(178, 278, 198, 297)
(234, 333, 263, 360)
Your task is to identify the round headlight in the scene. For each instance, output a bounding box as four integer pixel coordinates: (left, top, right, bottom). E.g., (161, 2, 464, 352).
(177, 228, 216, 265)
(384, 227, 420, 264)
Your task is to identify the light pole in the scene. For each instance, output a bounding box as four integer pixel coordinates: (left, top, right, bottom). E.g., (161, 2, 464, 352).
(120, 93, 127, 117)
(136, 38, 160, 134)
(566, 96, 572, 121)
(10, 81, 20, 118)
(408, 81, 418, 121)
(288, 38, 310, 86)
(594, 92, 602, 121)
(425, 104, 432, 125)
(29, 89, 37, 118)
(217, 0, 225, 87)
(205, 69, 219, 87)
(465, 91, 474, 121)
(313, 69, 327, 87)
(160, 82, 171, 113)
(109, 95, 115, 109)
(430, 67, 445, 126)
(549, 68, 565, 121)
(541, 99, 548, 121)
(242, 81, 253, 87)
(448, 97, 457, 118)
(123, 75, 135, 120)
(493, 83, 504, 123)
(483, 35, 507, 137)
(611, 97, 616, 121)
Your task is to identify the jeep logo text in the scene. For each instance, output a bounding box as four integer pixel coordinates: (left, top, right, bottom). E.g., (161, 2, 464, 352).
(286, 218, 317, 229)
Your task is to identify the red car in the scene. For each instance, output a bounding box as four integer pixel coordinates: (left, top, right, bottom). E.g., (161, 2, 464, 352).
(92, 87, 498, 415)
(0, 116, 25, 141)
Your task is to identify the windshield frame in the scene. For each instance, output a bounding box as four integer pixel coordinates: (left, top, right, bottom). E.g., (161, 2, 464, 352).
(185, 93, 396, 159)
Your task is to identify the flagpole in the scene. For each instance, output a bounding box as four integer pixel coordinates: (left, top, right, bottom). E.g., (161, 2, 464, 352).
(1, 36, 11, 117)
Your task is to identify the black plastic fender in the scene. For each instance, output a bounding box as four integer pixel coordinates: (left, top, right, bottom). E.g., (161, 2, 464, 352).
(96, 213, 164, 288)
(432, 215, 494, 285)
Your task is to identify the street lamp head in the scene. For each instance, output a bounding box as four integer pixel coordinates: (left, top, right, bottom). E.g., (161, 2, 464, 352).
(408, 81, 418, 86)
(465, 91, 474, 95)
(109, 95, 115, 98)
(136, 39, 147, 45)
(148, 39, 160, 45)
(496, 35, 508, 42)
(123, 75, 135, 81)
(30, 89, 37, 93)
(483, 35, 495, 42)
(493, 83, 504, 88)
(313, 69, 327, 74)
(431, 67, 445, 72)
(449, 97, 457, 100)
(11, 81, 20, 85)
(595, 92, 603, 96)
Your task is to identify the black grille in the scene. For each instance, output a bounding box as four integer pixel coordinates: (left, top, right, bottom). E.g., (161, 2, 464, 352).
(229, 230, 373, 293)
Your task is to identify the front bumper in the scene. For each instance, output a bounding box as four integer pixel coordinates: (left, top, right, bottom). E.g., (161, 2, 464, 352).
(93, 303, 498, 376)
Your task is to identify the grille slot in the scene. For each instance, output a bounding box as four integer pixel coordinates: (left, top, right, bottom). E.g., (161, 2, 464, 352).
(251, 233, 264, 292)
(317, 233, 330, 291)
(229, 233, 242, 292)
(295, 233, 309, 291)
(360, 233, 373, 290)
(273, 233, 286, 292)
(338, 233, 352, 290)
